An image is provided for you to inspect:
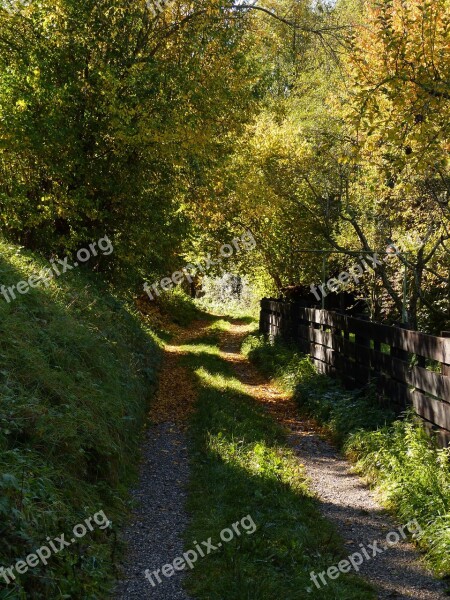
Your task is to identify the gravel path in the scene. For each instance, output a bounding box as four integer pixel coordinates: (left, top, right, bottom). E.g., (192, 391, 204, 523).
(115, 318, 447, 599)
(223, 321, 448, 600)
(289, 427, 447, 599)
(114, 323, 206, 600)
(115, 423, 191, 600)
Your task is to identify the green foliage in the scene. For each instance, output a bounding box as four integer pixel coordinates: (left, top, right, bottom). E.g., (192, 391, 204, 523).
(0, 240, 160, 598)
(188, 0, 450, 332)
(0, 0, 258, 280)
(346, 417, 450, 577)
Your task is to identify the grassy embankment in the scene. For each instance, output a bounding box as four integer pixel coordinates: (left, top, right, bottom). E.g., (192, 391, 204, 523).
(0, 239, 164, 598)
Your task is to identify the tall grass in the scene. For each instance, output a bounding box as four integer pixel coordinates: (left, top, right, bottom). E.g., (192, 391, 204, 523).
(346, 419, 450, 576)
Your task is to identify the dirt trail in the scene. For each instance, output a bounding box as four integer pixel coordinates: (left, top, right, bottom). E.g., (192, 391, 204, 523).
(115, 321, 209, 600)
(221, 320, 447, 600)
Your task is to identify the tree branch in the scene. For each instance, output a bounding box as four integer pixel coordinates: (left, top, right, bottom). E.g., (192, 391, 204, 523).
(232, 4, 352, 35)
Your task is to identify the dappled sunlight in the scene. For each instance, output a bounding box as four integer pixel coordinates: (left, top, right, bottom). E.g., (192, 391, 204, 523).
(224, 319, 450, 598)
(206, 431, 309, 490)
(195, 362, 292, 408)
(183, 315, 377, 600)
(152, 317, 258, 426)
(195, 366, 244, 394)
(165, 342, 221, 357)
(220, 322, 312, 430)
(156, 315, 447, 600)
(150, 321, 213, 426)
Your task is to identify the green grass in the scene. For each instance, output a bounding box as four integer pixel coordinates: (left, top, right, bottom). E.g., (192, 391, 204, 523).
(0, 240, 161, 598)
(346, 420, 450, 578)
(243, 332, 450, 580)
(181, 321, 375, 599)
(155, 287, 203, 327)
(195, 297, 260, 321)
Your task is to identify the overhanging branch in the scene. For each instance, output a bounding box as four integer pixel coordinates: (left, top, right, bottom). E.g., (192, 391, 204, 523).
(231, 4, 353, 36)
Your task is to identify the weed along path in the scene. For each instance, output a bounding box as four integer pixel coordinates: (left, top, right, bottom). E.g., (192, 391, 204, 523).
(115, 316, 446, 600)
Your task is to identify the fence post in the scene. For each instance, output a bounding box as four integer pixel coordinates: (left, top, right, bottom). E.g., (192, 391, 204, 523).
(354, 314, 371, 348)
(391, 322, 409, 362)
(259, 299, 265, 334)
(353, 314, 370, 385)
(442, 332, 450, 376)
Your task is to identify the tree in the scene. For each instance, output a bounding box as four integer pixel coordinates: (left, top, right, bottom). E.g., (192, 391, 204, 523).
(0, 0, 257, 282)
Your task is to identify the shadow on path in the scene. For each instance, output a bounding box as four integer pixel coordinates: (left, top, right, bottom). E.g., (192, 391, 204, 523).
(222, 319, 447, 600)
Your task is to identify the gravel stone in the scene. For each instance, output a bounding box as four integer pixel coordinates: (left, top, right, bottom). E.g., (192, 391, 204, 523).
(289, 428, 448, 599)
(114, 422, 191, 600)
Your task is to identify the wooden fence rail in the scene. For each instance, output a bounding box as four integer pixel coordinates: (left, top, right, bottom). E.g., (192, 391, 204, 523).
(260, 298, 450, 447)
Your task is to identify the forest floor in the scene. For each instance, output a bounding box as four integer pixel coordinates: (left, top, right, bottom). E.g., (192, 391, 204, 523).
(115, 316, 447, 599)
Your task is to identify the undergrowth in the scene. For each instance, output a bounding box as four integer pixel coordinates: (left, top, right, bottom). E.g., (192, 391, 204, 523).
(242, 334, 394, 446)
(243, 333, 450, 579)
(154, 288, 201, 326)
(0, 240, 161, 598)
(346, 420, 450, 577)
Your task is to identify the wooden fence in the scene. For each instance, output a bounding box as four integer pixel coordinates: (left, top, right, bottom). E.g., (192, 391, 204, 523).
(260, 298, 450, 446)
